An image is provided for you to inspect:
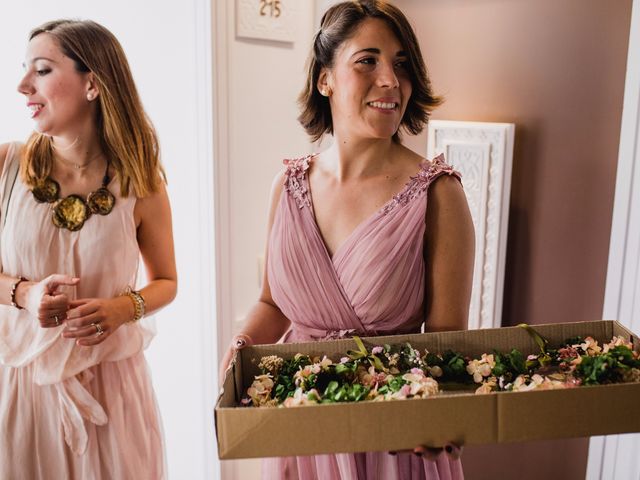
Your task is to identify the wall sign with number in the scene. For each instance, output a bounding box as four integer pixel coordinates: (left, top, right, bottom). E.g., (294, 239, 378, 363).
(236, 0, 301, 43)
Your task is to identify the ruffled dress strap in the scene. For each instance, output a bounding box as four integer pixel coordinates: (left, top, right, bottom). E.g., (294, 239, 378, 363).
(282, 154, 314, 209)
(381, 153, 461, 216)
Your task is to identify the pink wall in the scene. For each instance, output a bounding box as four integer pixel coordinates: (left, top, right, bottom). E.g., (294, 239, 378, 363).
(395, 0, 632, 478)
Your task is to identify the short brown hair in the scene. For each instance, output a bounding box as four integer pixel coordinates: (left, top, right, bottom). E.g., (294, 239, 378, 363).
(298, 0, 442, 143)
(23, 19, 165, 197)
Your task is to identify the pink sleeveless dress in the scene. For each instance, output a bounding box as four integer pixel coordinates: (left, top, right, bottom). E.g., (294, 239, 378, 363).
(264, 153, 465, 480)
(0, 143, 165, 479)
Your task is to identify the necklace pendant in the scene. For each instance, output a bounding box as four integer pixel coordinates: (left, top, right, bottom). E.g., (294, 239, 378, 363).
(52, 195, 90, 231)
(31, 163, 116, 232)
(32, 178, 60, 203)
(87, 188, 116, 215)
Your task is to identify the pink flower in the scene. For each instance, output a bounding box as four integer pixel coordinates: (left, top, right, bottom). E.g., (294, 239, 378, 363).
(294, 365, 316, 388)
(578, 337, 602, 356)
(466, 354, 495, 383)
(400, 370, 439, 398)
(372, 346, 384, 355)
(399, 384, 412, 397)
(340, 357, 350, 364)
(603, 336, 634, 353)
(475, 377, 497, 394)
(557, 346, 579, 360)
(359, 366, 389, 387)
(247, 374, 275, 406)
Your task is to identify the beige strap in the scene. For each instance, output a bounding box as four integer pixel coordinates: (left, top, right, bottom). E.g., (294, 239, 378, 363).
(1, 142, 21, 229)
(1, 142, 21, 274)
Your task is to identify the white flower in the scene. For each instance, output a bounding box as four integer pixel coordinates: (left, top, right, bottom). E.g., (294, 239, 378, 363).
(509, 374, 567, 392)
(282, 388, 321, 407)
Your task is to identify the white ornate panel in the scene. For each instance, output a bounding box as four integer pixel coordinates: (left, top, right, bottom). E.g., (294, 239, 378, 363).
(427, 120, 515, 330)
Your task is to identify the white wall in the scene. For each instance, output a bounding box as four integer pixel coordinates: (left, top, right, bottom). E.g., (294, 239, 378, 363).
(213, 0, 316, 477)
(0, 2, 217, 479)
(226, 3, 315, 327)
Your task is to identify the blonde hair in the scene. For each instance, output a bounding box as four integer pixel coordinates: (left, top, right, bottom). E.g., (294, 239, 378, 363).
(22, 19, 165, 197)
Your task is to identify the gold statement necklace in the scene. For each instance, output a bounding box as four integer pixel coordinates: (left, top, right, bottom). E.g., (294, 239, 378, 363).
(31, 163, 116, 231)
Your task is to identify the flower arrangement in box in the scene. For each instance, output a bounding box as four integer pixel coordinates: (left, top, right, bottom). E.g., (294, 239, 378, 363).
(241, 325, 640, 408)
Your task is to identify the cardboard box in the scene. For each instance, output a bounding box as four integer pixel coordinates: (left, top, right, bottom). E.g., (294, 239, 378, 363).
(215, 320, 640, 459)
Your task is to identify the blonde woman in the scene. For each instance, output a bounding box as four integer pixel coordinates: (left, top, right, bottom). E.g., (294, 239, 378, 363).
(0, 20, 176, 478)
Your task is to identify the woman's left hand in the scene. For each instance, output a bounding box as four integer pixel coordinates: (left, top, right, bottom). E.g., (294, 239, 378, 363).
(62, 296, 133, 346)
(389, 443, 463, 460)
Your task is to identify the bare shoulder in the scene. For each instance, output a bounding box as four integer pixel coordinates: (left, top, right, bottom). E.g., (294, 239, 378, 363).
(426, 168, 473, 242)
(427, 173, 470, 229)
(430, 171, 465, 199)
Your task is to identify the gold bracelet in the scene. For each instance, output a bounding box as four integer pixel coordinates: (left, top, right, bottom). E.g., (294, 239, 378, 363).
(10, 277, 27, 309)
(124, 288, 145, 322)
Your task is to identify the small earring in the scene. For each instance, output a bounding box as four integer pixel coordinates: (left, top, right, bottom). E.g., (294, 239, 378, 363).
(320, 88, 332, 97)
(87, 93, 95, 101)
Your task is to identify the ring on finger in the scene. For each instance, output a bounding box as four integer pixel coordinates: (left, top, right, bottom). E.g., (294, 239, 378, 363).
(92, 322, 105, 336)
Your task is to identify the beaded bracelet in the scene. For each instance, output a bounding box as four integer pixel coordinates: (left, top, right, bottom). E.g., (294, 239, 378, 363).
(124, 288, 145, 322)
(231, 333, 254, 350)
(10, 277, 27, 309)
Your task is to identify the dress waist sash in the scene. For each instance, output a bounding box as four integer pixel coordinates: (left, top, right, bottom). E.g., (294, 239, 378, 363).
(54, 370, 108, 455)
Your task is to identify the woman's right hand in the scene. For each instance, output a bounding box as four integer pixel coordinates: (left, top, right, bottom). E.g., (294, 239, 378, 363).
(19, 274, 80, 328)
(219, 333, 253, 387)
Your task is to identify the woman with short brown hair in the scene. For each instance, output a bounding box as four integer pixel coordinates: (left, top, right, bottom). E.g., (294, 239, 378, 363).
(223, 1, 474, 478)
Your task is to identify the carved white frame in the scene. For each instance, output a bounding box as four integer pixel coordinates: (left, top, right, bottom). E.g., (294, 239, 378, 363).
(427, 120, 515, 330)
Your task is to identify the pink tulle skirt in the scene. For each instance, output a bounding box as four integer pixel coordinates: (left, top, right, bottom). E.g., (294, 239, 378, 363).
(0, 352, 165, 479)
(262, 450, 464, 480)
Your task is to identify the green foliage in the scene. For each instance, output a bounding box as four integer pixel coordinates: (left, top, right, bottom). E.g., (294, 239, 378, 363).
(576, 346, 640, 385)
(322, 381, 370, 403)
(441, 350, 468, 381)
(269, 354, 312, 402)
(492, 349, 526, 381)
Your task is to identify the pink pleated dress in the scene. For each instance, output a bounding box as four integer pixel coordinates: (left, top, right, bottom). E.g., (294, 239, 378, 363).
(264, 153, 465, 480)
(0, 143, 165, 479)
